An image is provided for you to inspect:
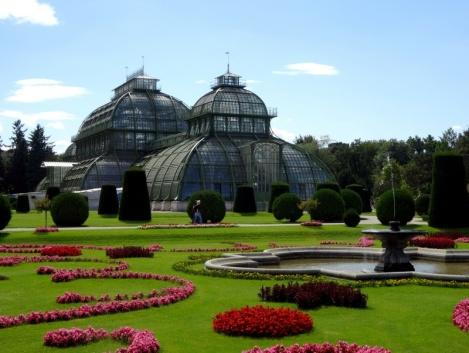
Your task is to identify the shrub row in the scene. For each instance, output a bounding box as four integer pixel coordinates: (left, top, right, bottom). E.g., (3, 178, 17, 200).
(105, 246, 154, 259)
(259, 282, 367, 309)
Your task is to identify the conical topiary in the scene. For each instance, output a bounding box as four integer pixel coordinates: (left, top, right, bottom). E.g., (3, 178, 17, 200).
(119, 168, 151, 221)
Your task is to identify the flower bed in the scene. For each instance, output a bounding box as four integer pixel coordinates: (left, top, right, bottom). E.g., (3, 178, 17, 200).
(106, 246, 154, 259)
(301, 221, 323, 227)
(41, 246, 82, 257)
(259, 282, 367, 309)
(35, 227, 59, 233)
(452, 298, 469, 332)
(170, 242, 256, 252)
(44, 326, 160, 352)
(243, 341, 391, 353)
(139, 223, 236, 229)
(213, 305, 312, 337)
(0, 243, 163, 254)
(410, 236, 455, 249)
(455, 237, 469, 243)
(320, 236, 374, 248)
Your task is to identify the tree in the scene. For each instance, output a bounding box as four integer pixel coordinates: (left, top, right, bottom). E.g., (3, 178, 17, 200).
(6, 120, 28, 193)
(0, 138, 6, 193)
(27, 124, 54, 190)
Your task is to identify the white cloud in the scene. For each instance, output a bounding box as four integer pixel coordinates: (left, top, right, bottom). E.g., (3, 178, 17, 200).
(195, 79, 208, 84)
(452, 125, 464, 132)
(246, 79, 260, 84)
(6, 79, 87, 103)
(273, 62, 339, 76)
(272, 127, 296, 142)
(54, 139, 71, 153)
(0, 110, 75, 129)
(0, 0, 58, 26)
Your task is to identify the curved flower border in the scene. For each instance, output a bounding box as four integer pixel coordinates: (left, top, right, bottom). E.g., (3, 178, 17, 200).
(243, 341, 391, 353)
(44, 326, 159, 353)
(453, 298, 469, 332)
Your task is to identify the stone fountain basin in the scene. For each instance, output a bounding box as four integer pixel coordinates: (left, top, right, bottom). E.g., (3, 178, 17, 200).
(204, 247, 469, 281)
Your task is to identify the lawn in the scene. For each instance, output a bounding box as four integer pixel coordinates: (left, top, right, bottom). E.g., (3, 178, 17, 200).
(0, 213, 468, 353)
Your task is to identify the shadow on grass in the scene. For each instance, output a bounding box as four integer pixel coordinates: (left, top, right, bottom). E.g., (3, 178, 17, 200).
(0, 232, 10, 239)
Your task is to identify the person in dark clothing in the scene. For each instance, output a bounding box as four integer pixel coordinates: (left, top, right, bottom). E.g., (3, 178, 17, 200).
(192, 200, 203, 224)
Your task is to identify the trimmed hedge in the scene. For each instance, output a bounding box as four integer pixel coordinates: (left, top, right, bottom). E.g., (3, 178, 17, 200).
(415, 194, 430, 216)
(46, 186, 60, 200)
(317, 182, 341, 194)
(186, 190, 226, 223)
(233, 185, 257, 213)
(308, 189, 345, 222)
(0, 194, 12, 230)
(340, 189, 362, 214)
(272, 192, 303, 222)
(344, 209, 360, 227)
(16, 194, 30, 213)
(119, 168, 151, 221)
(376, 189, 415, 226)
(268, 182, 289, 213)
(98, 184, 119, 215)
(429, 153, 469, 227)
(50, 192, 89, 227)
(346, 184, 372, 212)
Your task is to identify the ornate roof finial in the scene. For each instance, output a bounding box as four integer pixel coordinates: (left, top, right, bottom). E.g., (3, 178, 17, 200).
(225, 51, 230, 73)
(142, 56, 145, 75)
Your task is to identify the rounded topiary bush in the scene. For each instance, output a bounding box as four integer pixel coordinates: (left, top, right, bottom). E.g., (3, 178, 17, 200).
(186, 190, 226, 223)
(308, 189, 345, 222)
(0, 194, 12, 230)
(98, 184, 119, 215)
(317, 182, 341, 194)
(415, 194, 430, 216)
(344, 209, 360, 227)
(272, 192, 303, 222)
(119, 168, 151, 221)
(429, 153, 469, 227)
(16, 194, 30, 213)
(376, 189, 415, 226)
(50, 192, 89, 227)
(346, 184, 372, 212)
(46, 186, 60, 200)
(233, 185, 257, 213)
(340, 189, 362, 214)
(268, 182, 290, 213)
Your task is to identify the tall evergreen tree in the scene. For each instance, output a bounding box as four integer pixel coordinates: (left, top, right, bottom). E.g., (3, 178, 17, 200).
(6, 120, 29, 193)
(27, 124, 55, 190)
(0, 138, 6, 192)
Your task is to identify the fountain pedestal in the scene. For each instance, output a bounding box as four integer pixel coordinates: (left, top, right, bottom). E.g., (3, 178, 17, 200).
(363, 222, 426, 272)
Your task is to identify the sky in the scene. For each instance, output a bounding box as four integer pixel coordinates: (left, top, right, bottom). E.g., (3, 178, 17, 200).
(0, 0, 468, 153)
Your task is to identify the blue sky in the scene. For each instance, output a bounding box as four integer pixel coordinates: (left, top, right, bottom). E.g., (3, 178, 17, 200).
(0, 0, 468, 152)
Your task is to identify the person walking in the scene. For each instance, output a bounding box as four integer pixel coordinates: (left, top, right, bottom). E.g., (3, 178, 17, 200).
(192, 200, 203, 224)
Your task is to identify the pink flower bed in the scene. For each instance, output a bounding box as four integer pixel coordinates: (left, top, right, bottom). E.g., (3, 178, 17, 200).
(301, 221, 323, 227)
(44, 326, 160, 353)
(243, 341, 391, 353)
(320, 237, 374, 247)
(139, 223, 236, 229)
(455, 237, 469, 243)
(0, 243, 163, 254)
(452, 298, 469, 332)
(170, 242, 256, 252)
(0, 252, 195, 329)
(213, 305, 312, 337)
(35, 227, 59, 233)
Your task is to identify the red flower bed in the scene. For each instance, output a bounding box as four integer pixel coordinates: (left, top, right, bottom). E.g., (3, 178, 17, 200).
(409, 236, 455, 249)
(301, 221, 323, 227)
(213, 305, 312, 337)
(41, 246, 82, 257)
(243, 341, 391, 353)
(259, 282, 367, 309)
(35, 227, 59, 233)
(44, 326, 160, 352)
(453, 298, 469, 332)
(106, 246, 153, 259)
(170, 242, 256, 252)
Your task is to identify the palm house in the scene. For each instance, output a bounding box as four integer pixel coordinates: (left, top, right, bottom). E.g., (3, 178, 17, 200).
(49, 66, 334, 210)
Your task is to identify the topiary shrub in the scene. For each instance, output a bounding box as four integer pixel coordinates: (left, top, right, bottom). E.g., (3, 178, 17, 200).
(272, 192, 303, 222)
(344, 209, 360, 227)
(376, 189, 415, 226)
(0, 195, 12, 230)
(308, 189, 345, 222)
(46, 186, 60, 200)
(429, 153, 469, 227)
(98, 185, 119, 215)
(119, 168, 151, 221)
(268, 182, 289, 213)
(186, 190, 226, 223)
(415, 194, 430, 216)
(346, 184, 372, 212)
(16, 194, 30, 213)
(50, 192, 89, 227)
(340, 189, 362, 214)
(233, 185, 257, 213)
(317, 182, 341, 194)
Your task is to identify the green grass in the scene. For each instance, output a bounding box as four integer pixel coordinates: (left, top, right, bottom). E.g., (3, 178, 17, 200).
(0, 214, 468, 352)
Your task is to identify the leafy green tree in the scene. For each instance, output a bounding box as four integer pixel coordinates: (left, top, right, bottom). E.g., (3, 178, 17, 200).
(6, 120, 28, 193)
(27, 124, 55, 190)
